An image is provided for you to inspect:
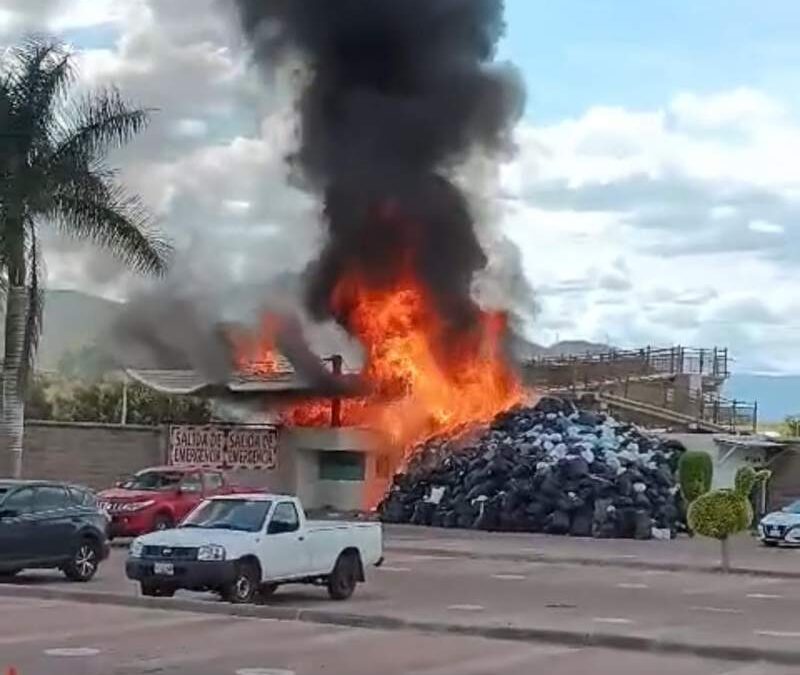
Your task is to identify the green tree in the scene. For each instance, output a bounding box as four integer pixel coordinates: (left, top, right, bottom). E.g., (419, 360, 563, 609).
(688, 466, 771, 572)
(47, 379, 211, 426)
(24, 373, 54, 420)
(0, 38, 170, 476)
(784, 415, 800, 437)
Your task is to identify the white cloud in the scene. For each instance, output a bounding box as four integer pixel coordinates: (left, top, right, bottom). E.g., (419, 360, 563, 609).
(503, 88, 800, 372)
(669, 88, 786, 131)
(222, 199, 252, 216)
(748, 219, 785, 235)
(48, 0, 130, 31)
(173, 118, 209, 138)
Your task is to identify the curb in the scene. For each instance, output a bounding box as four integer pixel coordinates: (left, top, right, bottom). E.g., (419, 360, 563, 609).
(386, 544, 800, 579)
(2, 584, 799, 665)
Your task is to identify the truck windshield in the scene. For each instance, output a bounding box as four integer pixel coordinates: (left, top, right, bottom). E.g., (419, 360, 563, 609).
(122, 471, 183, 491)
(182, 499, 272, 533)
(782, 501, 800, 514)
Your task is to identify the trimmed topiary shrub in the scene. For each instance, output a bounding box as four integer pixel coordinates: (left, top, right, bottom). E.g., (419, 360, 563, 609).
(678, 450, 714, 505)
(688, 466, 771, 572)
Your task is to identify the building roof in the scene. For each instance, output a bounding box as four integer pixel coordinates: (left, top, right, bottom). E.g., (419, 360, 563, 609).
(714, 434, 786, 449)
(126, 354, 361, 397)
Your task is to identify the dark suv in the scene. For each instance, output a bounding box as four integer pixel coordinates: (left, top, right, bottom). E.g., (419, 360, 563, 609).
(0, 480, 110, 581)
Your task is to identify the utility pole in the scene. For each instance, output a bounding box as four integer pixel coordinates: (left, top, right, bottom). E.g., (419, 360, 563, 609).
(120, 373, 129, 425)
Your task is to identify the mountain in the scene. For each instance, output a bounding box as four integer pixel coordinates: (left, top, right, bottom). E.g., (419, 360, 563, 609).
(724, 374, 800, 423)
(35, 290, 123, 371)
(513, 338, 611, 360)
(18, 288, 609, 376)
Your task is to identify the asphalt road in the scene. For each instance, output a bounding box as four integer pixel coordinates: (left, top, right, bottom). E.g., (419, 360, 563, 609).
(1, 596, 793, 675)
(6, 542, 800, 660)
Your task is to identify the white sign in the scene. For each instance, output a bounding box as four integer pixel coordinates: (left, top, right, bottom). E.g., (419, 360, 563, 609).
(168, 425, 278, 470)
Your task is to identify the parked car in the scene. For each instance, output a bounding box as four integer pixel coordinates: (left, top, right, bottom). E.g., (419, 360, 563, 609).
(98, 466, 246, 538)
(0, 480, 110, 581)
(758, 500, 800, 546)
(125, 493, 383, 603)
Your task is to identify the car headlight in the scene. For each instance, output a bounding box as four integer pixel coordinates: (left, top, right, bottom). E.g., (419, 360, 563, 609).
(121, 500, 155, 512)
(129, 539, 145, 558)
(197, 545, 226, 562)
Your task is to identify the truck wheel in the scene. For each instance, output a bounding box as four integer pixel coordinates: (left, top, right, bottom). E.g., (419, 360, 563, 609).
(327, 552, 359, 600)
(259, 583, 278, 600)
(223, 562, 259, 604)
(152, 514, 175, 532)
(141, 582, 175, 597)
(63, 539, 101, 582)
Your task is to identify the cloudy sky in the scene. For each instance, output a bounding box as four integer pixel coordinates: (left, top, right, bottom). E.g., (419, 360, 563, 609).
(3, 0, 800, 374)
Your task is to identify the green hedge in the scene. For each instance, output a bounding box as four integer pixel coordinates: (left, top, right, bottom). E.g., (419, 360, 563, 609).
(678, 450, 713, 504)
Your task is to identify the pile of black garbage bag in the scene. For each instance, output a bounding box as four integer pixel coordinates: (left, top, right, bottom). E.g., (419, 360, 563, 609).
(379, 397, 685, 539)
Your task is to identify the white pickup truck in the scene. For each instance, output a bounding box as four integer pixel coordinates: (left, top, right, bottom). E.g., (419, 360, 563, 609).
(125, 493, 383, 603)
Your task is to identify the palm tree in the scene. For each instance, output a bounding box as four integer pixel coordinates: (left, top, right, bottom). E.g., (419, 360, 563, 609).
(0, 38, 171, 477)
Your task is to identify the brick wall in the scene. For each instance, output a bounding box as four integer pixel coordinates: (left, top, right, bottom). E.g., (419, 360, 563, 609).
(20, 421, 165, 489)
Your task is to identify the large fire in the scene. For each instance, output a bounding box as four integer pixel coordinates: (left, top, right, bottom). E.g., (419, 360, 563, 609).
(330, 269, 523, 451)
(232, 268, 522, 457)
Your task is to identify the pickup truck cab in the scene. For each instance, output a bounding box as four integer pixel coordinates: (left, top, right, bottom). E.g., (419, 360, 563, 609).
(125, 494, 383, 603)
(98, 466, 245, 538)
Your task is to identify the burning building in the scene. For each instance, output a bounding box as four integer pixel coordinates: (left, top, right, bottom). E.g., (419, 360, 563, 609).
(231, 0, 528, 444)
(120, 0, 531, 511)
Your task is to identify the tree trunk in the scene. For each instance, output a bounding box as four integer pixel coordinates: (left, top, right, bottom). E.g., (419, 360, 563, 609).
(1, 287, 29, 478)
(720, 536, 730, 573)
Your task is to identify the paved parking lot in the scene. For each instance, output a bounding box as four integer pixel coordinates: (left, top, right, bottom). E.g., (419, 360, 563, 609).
(5, 544, 800, 662)
(1, 597, 794, 675)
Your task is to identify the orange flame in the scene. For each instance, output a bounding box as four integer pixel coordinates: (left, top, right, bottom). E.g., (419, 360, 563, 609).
(230, 315, 285, 376)
(331, 268, 522, 453)
(230, 269, 522, 455)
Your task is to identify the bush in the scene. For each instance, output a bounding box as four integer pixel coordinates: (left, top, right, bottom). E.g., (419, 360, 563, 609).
(687, 466, 771, 572)
(678, 450, 713, 504)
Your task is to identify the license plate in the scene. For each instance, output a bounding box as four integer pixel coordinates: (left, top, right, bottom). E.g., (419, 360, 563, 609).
(153, 562, 174, 576)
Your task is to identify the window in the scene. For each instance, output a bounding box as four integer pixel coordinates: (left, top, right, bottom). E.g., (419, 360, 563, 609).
(203, 472, 224, 492)
(122, 471, 183, 491)
(270, 502, 299, 534)
(33, 486, 71, 512)
(2, 488, 35, 514)
(318, 452, 365, 482)
(182, 499, 271, 533)
(68, 487, 97, 507)
(180, 473, 203, 493)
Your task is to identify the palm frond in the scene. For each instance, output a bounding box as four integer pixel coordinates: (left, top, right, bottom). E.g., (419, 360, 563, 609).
(51, 88, 153, 164)
(4, 38, 74, 154)
(50, 179, 172, 276)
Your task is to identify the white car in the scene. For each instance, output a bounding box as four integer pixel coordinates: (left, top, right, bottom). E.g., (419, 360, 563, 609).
(125, 493, 383, 603)
(758, 500, 800, 547)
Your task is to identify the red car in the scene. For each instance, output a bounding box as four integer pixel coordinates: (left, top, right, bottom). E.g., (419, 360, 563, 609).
(98, 466, 245, 538)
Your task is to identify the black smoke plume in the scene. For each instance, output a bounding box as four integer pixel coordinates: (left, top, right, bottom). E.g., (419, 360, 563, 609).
(235, 0, 525, 337)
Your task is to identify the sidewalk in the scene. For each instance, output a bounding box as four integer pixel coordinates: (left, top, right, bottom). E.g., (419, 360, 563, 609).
(384, 525, 800, 577)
